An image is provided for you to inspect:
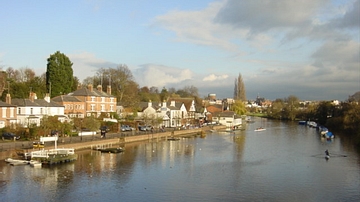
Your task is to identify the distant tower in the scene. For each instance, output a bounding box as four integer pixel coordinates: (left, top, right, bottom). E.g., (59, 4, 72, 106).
(208, 93, 216, 100)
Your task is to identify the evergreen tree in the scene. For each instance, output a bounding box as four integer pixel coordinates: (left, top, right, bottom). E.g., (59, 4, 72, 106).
(233, 73, 246, 101)
(46, 51, 74, 97)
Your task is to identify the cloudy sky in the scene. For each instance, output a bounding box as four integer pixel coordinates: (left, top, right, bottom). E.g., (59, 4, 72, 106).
(0, 0, 359, 101)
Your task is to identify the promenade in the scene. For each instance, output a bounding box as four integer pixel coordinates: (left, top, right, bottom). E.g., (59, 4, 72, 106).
(0, 125, 224, 160)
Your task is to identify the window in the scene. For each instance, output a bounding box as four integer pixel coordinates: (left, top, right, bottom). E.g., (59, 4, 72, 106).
(30, 108, 33, 114)
(2, 108, 5, 118)
(10, 108, 14, 117)
(91, 96, 95, 102)
(91, 104, 95, 111)
(101, 97, 105, 103)
(18, 108, 21, 114)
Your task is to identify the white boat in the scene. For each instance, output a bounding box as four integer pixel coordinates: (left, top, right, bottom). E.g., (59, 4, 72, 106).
(29, 160, 42, 167)
(5, 158, 29, 165)
(254, 127, 266, 132)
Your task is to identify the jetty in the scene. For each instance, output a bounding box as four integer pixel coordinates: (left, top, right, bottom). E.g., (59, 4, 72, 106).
(29, 136, 77, 165)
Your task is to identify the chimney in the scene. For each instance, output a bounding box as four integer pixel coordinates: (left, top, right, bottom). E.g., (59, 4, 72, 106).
(88, 84, 93, 92)
(107, 85, 111, 95)
(6, 94, 11, 104)
(77, 84, 82, 90)
(44, 93, 50, 103)
(97, 85, 102, 92)
(162, 100, 167, 108)
(29, 92, 37, 102)
(170, 100, 175, 107)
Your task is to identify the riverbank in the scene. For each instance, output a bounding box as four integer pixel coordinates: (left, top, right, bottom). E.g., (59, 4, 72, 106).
(0, 125, 225, 160)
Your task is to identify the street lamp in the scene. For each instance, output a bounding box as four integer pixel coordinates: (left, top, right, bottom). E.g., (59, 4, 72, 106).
(80, 119, 83, 141)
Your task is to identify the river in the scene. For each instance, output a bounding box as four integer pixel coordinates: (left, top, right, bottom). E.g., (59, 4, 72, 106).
(1, 118, 359, 202)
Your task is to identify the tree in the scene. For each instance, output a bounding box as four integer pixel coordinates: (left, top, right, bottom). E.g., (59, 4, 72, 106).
(89, 65, 140, 108)
(343, 103, 360, 132)
(160, 87, 169, 102)
(315, 101, 333, 125)
(0, 71, 6, 96)
(283, 95, 300, 120)
(231, 100, 247, 115)
(234, 73, 246, 101)
(46, 51, 74, 97)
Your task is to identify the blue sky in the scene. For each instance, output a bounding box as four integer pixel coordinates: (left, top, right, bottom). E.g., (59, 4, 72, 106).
(1, 0, 359, 101)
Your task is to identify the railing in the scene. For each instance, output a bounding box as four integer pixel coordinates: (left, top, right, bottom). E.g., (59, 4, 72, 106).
(31, 148, 75, 158)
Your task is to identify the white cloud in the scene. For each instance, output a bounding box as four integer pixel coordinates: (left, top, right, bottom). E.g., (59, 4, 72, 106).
(203, 74, 229, 81)
(133, 64, 193, 88)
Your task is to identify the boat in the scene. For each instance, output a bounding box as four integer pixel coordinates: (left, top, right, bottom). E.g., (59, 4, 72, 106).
(29, 136, 77, 165)
(97, 147, 124, 153)
(325, 150, 330, 160)
(29, 160, 42, 167)
(298, 121, 307, 125)
(318, 126, 328, 135)
(5, 158, 29, 166)
(5, 158, 29, 164)
(167, 137, 180, 141)
(254, 127, 266, 132)
(323, 131, 335, 139)
(307, 121, 317, 128)
(30, 148, 77, 165)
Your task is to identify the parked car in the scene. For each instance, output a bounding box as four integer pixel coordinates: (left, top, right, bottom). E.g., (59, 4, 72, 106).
(121, 125, 128, 132)
(138, 126, 147, 131)
(2, 132, 20, 140)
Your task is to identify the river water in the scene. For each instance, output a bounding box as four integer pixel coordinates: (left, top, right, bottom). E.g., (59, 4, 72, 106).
(1, 118, 359, 202)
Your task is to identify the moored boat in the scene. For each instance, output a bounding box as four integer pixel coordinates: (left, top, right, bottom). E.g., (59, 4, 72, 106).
(97, 147, 124, 153)
(323, 131, 335, 139)
(29, 160, 42, 167)
(5, 158, 29, 164)
(30, 148, 77, 165)
(307, 121, 317, 128)
(254, 127, 266, 132)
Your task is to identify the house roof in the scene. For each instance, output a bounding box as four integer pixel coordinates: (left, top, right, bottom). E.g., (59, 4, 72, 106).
(206, 104, 223, 113)
(11, 98, 64, 108)
(34, 99, 64, 107)
(168, 98, 194, 111)
(69, 87, 114, 97)
(0, 101, 17, 107)
(213, 111, 235, 117)
(11, 99, 40, 107)
(52, 95, 83, 103)
(137, 100, 183, 112)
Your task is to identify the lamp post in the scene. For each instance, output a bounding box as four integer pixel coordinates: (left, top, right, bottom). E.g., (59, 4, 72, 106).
(80, 119, 83, 141)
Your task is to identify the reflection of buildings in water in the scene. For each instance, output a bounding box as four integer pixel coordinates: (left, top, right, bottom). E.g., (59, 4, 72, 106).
(141, 138, 196, 170)
(99, 152, 118, 171)
(22, 163, 76, 195)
